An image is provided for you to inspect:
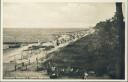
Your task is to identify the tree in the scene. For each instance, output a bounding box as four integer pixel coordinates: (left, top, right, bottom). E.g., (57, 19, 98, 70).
(115, 2, 125, 79)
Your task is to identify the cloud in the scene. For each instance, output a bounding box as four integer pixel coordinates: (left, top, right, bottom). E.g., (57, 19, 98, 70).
(3, 2, 116, 28)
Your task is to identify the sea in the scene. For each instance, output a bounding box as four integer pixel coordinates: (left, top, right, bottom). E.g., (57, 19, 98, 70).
(3, 28, 87, 43)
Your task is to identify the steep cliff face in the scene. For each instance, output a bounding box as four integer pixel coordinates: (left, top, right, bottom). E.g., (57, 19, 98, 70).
(43, 3, 125, 79)
(46, 10, 125, 79)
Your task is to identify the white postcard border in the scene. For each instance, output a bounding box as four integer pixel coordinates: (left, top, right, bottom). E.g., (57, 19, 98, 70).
(0, 0, 127, 82)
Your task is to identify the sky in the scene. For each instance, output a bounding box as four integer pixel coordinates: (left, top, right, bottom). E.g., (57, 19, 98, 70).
(3, 0, 125, 28)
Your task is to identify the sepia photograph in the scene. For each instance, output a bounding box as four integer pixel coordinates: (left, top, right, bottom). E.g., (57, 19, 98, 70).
(1, 0, 127, 81)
